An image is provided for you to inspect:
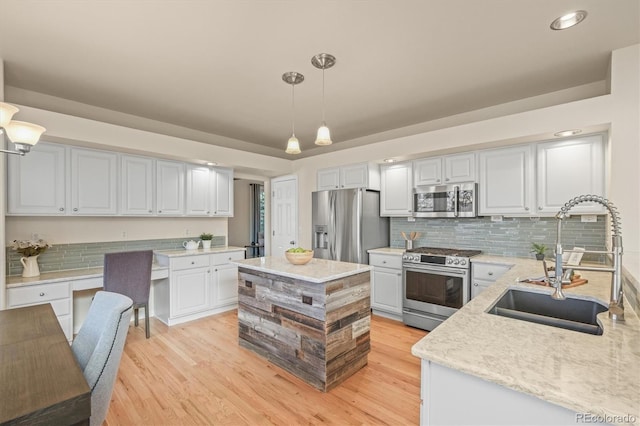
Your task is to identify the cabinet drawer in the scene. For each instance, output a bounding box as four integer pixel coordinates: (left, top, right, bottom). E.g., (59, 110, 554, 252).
(369, 253, 402, 270)
(8, 282, 70, 307)
(211, 251, 244, 265)
(171, 255, 210, 270)
(472, 263, 511, 281)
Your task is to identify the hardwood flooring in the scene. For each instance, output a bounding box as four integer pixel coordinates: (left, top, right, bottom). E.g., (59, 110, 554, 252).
(106, 311, 427, 425)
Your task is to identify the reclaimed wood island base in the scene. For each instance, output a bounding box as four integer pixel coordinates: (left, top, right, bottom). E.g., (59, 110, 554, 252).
(233, 257, 373, 392)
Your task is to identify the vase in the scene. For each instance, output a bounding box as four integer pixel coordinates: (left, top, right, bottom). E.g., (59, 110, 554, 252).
(20, 255, 40, 278)
(202, 240, 212, 249)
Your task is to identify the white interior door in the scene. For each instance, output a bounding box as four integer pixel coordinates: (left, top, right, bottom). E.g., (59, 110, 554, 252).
(271, 175, 298, 256)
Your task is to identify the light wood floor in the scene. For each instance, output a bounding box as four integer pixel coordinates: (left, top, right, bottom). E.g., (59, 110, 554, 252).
(106, 311, 427, 425)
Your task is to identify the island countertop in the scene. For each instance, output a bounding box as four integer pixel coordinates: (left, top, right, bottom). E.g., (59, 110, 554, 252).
(232, 256, 372, 283)
(412, 255, 640, 424)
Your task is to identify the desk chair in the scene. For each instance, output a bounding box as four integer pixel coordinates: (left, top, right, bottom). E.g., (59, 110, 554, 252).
(72, 291, 133, 426)
(103, 250, 153, 338)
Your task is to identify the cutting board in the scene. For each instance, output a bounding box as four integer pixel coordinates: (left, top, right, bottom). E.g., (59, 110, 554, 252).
(525, 277, 588, 288)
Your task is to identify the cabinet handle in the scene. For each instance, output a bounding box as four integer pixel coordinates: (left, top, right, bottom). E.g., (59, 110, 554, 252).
(445, 178, 450, 181)
(335, 186, 338, 188)
(59, 207, 64, 212)
(524, 207, 529, 211)
(538, 206, 543, 210)
(488, 271, 493, 276)
(207, 211, 210, 214)
(215, 269, 218, 272)
(148, 210, 152, 213)
(73, 208, 78, 212)
(397, 273, 401, 277)
(228, 257, 232, 260)
(158, 210, 162, 213)
(39, 292, 45, 296)
(382, 260, 386, 264)
(473, 283, 478, 287)
(191, 261, 195, 265)
(208, 270, 211, 273)
(341, 185, 344, 188)
(436, 179, 440, 182)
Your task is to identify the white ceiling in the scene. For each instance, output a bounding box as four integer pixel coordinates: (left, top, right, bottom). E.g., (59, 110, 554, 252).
(0, 1, 638, 159)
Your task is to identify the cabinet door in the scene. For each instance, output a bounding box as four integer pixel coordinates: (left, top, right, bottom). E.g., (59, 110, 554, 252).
(471, 279, 494, 299)
(210, 167, 234, 216)
(380, 162, 413, 216)
(371, 267, 403, 314)
(478, 145, 534, 215)
(317, 168, 340, 190)
(536, 135, 605, 215)
(7, 142, 67, 215)
(212, 264, 239, 307)
(120, 155, 154, 215)
(171, 266, 211, 317)
(185, 165, 210, 216)
(413, 158, 442, 186)
(340, 163, 368, 189)
(156, 160, 184, 215)
(70, 148, 118, 215)
(444, 153, 475, 183)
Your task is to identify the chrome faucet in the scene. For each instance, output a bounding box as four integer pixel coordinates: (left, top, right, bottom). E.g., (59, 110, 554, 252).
(552, 195, 624, 322)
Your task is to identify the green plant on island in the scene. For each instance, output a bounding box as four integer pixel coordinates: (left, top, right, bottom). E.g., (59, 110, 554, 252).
(287, 247, 311, 253)
(199, 232, 214, 241)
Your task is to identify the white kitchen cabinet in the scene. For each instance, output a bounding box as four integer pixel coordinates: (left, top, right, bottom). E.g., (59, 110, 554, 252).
(210, 167, 234, 216)
(70, 147, 118, 215)
(380, 162, 413, 217)
(7, 281, 73, 341)
(7, 142, 67, 215)
(172, 265, 211, 317)
(156, 160, 185, 216)
(316, 162, 380, 190)
(471, 261, 512, 299)
(414, 153, 476, 186)
(369, 253, 403, 321)
(211, 251, 244, 307)
(478, 145, 535, 215)
(120, 155, 154, 215)
(185, 164, 211, 216)
(536, 135, 605, 214)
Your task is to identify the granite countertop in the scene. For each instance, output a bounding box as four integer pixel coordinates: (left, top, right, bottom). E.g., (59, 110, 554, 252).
(154, 246, 246, 257)
(367, 247, 405, 256)
(232, 256, 372, 284)
(412, 255, 640, 424)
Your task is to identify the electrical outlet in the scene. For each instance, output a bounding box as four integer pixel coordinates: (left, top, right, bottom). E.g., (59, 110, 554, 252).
(491, 215, 503, 222)
(185, 229, 190, 236)
(581, 215, 597, 223)
(407, 217, 416, 222)
(122, 231, 127, 238)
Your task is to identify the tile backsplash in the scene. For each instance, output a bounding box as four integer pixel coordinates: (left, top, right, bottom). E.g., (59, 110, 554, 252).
(391, 216, 607, 261)
(6, 236, 226, 276)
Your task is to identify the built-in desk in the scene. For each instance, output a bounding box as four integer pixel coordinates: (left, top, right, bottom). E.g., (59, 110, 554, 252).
(0, 304, 91, 424)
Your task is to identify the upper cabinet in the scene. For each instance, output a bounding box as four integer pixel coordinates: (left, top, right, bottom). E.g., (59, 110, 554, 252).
(316, 162, 380, 190)
(7, 142, 67, 215)
(380, 162, 413, 217)
(478, 134, 606, 216)
(414, 153, 475, 186)
(7, 142, 235, 217)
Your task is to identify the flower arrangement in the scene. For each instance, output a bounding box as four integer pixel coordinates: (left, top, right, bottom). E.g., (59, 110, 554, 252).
(9, 239, 52, 257)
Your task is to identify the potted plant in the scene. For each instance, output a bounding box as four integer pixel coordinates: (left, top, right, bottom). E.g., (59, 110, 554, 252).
(200, 232, 214, 249)
(530, 242, 547, 261)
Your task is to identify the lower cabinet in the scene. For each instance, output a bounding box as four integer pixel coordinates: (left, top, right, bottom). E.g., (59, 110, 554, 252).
(471, 261, 512, 299)
(369, 253, 403, 321)
(7, 281, 73, 341)
(155, 249, 245, 326)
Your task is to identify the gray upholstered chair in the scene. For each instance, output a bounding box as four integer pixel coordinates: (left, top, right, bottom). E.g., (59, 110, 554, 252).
(72, 290, 133, 426)
(103, 250, 153, 338)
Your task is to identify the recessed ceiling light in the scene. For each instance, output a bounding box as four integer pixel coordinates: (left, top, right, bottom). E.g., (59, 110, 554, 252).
(554, 129, 582, 137)
(207, 162, 217, 166)
(383, 158, 395, 163)
(550, 10, 587, 30)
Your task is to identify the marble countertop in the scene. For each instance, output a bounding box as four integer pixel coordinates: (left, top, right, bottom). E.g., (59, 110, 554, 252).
(412, 255, 640, 424)
(154, 246, 246, 257)
(367, 247, 405, 256)
(232, 256, 372, 284)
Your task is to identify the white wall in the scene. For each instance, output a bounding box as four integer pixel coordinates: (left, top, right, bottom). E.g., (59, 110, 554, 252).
(228, 179, 264, 247)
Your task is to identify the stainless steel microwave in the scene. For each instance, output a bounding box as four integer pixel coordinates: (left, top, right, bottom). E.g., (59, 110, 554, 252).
(413, 183, 477, 218)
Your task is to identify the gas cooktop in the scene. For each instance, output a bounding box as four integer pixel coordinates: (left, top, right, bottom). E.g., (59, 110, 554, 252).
(405, 247, 482, 257)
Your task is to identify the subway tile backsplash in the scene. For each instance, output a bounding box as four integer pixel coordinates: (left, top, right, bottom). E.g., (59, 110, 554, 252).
(6, 236, 227, 276)
(391, 216, 607, 261)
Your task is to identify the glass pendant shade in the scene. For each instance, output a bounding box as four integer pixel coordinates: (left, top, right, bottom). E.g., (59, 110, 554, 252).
(285, 135, 301, 154)
(0, 102, 19, 128)
(314, 123, 332, 146)
(5, 121, 46, 145)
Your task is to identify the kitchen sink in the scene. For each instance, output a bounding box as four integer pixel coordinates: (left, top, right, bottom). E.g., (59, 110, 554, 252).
(487, 288, 607, 335)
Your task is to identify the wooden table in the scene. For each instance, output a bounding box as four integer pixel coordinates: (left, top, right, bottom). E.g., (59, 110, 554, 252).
(0, 304, 91, 425)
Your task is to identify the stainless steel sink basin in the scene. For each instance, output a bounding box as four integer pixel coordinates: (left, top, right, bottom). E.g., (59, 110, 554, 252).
(487, 288, 607, 335)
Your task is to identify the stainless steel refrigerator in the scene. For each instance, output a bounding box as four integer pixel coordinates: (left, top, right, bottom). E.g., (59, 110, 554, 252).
(312, 188, 389, 264)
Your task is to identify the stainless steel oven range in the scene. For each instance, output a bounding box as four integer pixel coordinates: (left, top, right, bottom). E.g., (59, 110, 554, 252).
(402, 247, 481, 331)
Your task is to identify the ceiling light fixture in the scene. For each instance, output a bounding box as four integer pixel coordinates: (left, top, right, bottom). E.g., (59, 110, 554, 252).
(282, 71, 304, 155)
(554, 129, 582, 137)
(383, 158, 396, 163)
(312, 53, 336, 146)
(0, 102, 46, 156)
(550, 10, 587, 30)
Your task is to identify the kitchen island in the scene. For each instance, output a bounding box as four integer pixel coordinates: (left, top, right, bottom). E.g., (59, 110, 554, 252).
(232, 256, 372, 391)
(412, 255, 640, 426)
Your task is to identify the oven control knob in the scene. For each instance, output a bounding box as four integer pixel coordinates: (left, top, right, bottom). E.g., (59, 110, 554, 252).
(460, 260, 467, 266)
(447, 258, 453, 264)
(453, 259, 460, 265)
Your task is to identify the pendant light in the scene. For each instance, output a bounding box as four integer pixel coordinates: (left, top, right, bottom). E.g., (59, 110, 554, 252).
(311, 53, 336, 146)
(282, 72, 304, 154)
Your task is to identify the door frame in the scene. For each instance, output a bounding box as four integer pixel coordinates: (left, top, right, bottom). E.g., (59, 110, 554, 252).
(270, 174, 298, 256)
